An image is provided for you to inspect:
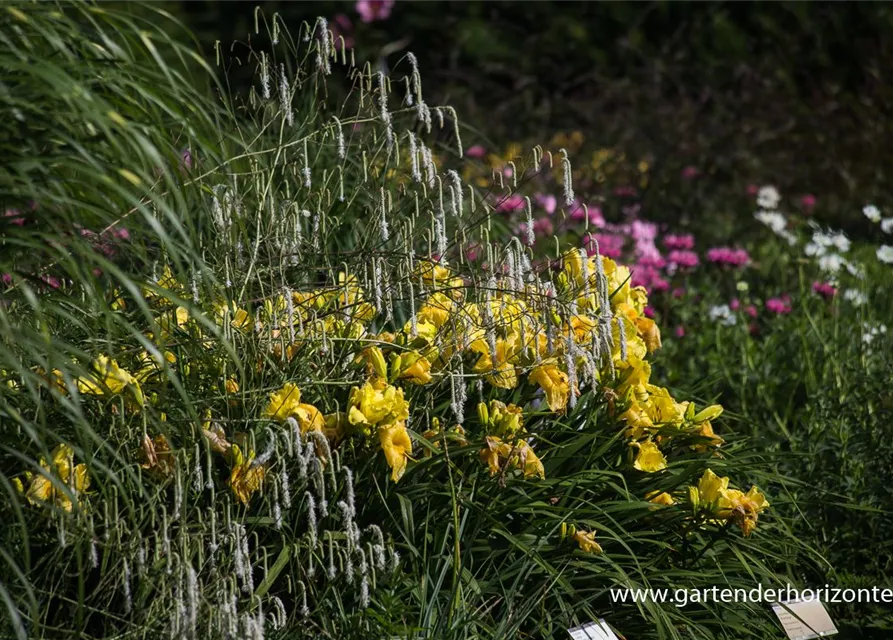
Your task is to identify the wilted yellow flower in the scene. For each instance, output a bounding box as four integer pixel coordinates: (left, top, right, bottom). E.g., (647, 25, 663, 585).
(262, 382, 302, 422)
(725, 486, 770, 537)
(529, 364, 570, 413)
(479, 436, 545, 479)
(24, 444, 90, 512)
(348, 380, 409, 428)
(572, 529, 603, 554)
(634, 316, 662, 353)
(140, 433, 176, 478)
(228, 444, 265, 506)
(202, 423, 232, 455)
(224, 377, 240, 394)
(379, 421, 413, 482)
(633, 440, 667, 473)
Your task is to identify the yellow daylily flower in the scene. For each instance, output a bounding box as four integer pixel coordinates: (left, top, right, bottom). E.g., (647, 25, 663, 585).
(529, 364, 570, 413)
(347, 380, 409, 428)
(633, 440, 667, 473)
(228, 444, 265, 506)
(647, 491, 676, 506)
(379, 421, 413, 482)
(262, 382, 302, 422)
(696, 469, 730, 508)
(294, 403, 325, 433)
(394, 352, 433, 385)
(77, 356, 144, 407)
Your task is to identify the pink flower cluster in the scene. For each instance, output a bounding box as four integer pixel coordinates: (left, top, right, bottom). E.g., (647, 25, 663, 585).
(667, 250, 699, 269)
(664, 234, 694, 250)
(706, 247, 751, 267)
(812, 281, 836, 299)
(356, 0, 394, 23)
(765, 294, 792, 315)
(730, 298, 758, 318)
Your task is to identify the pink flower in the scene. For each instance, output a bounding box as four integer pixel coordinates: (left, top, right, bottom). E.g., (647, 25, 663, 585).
(631, 265, 669, 292)
(495, 194, 526, 213)
(707, 247, 751, 267)
(811, 281, 836, 299)
(644, 306, 655, 318)
(356, 0, 394, 22)
(667, 250, 699, 269)
(675, 325, 685, 338)
(331, 14, 355, 50)
(4, 208, 25, 226)
(746, 184, 759, 196)
(729, 298, 741, 311)
(466, 144, 487, 159)
(39, 275, 61, 290)
(569, 204, 604, 226)
(584, 233, 624, 259)
(533, 217, 554, 237)
(664, 234, 695, 250)
(672, 287, 686, 299)
(1, 273, 12, 286)
(111, 227, 130, 241)
(534, 193, 557, 215)
(614, 185, 637, 197)
(681, 166, 699, 179)
(800, 194, 817, 211)
(745, 305, 758, 318)
(765, 296, 792, 314)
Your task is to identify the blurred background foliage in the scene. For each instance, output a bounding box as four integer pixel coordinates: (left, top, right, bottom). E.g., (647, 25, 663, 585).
(166, 0, 893, 233)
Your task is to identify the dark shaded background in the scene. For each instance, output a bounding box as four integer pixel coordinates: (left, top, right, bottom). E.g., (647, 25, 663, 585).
(170, 1, 893, 235)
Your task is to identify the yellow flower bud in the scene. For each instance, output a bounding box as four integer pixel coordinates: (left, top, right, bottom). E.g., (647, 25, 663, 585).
(693, 404, 723, 424)
(477, 401, 489, 426)
(366, 346, 388, 380)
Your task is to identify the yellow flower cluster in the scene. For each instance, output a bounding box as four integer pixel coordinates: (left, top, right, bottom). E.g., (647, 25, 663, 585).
(15, 444, 90, 512)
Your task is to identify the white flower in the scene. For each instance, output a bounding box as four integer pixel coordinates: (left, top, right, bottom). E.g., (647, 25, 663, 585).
(843, 289, 867, 306)
(881, 218, 893, 234)
(863, 204, 882, 223)
(804, 241, 824, 257)
(708, 304, 737, 326)
(780, 230, 798, 246)
(862, 324, 887, 345)
(757, 186, 781, 210)
(755, 211, 787, 233)
(818, 253, 844, 273)
(830, 233, 851, 253)
(877, 245, 893, 264)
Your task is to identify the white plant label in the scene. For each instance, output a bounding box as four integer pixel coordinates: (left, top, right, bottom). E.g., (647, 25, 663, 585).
(567, 619, 619, 640)
(771, 599, 838, 640)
